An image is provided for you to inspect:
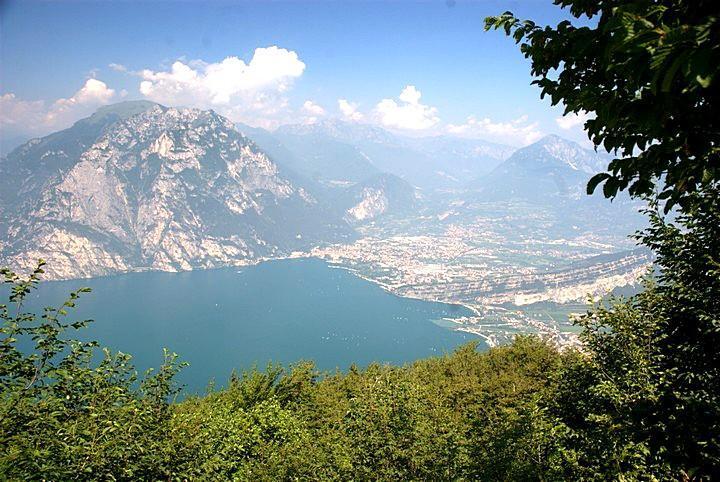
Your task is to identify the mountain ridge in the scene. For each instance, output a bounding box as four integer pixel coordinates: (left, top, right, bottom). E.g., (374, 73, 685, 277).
(0, 103, 353, 280)
(247, 119, 513, 190)
(470, 134, 612, 202)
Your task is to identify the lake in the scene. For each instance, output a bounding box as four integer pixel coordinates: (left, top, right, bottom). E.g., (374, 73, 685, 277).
(15, 258, 479, 394)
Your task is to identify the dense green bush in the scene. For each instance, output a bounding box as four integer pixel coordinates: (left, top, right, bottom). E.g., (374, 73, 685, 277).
(0, 262, 184, 480)
(548, 188, 720, 480)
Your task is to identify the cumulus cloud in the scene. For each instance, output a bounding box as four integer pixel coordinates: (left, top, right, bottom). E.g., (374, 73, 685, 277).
(374, 85, 439, 130)
(302, 100, 325, 116)
(301, 100, 326, 124)
(0, 94, 45, 128)
(556, 110, 592, 130)
(398, 85, 422, 104)
(136, 47, 305, 127)
(0, 79, 116, 138)
(338, 99, 363, 122)
(46, 79, 115, 124)
(446, 114, 542, 146)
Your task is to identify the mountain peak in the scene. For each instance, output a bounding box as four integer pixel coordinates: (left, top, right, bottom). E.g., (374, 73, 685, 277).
(472, 132, 612, 202)
(515, 134, 607, 174)
(84, 100, 160, 126)
(535, 133, 564, 144)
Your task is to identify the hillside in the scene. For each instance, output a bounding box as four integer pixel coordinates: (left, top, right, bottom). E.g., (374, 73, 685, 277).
(0, 103, 353, 279)
(471, 135, 611, 202)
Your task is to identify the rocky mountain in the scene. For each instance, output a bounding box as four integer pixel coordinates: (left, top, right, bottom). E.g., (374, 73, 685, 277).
(0, 102, 353, 280)
(236, 123, 421, 222)
(337, 173, 418, 223)
(471, 135, 612, 202)
(0, 100, 158, 215)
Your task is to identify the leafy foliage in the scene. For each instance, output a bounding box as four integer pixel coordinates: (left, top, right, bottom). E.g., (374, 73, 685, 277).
(0, 261, 185, 480)
(164, 336, 568, 480)
(549, 185, 720, 479)
(485, 1, 720, 477)
(485, 1, 720, 212)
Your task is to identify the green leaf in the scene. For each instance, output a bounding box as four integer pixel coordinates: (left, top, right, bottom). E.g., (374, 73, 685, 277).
(587, 173, 611, 195)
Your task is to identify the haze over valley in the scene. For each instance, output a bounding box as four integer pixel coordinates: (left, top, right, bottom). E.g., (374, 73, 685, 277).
(0, 101, 649, 348)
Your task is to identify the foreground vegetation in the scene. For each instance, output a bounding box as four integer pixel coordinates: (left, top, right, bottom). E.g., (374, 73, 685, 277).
(0, 262, 567, 480)
(1, 186, 718, 480)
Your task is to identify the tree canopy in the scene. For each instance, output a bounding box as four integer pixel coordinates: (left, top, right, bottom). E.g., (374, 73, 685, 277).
(486, 0, 720, 211)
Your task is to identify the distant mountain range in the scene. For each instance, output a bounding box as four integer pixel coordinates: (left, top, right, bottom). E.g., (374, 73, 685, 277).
(1, 101, 624, 280)
(239, 119, 513, 190)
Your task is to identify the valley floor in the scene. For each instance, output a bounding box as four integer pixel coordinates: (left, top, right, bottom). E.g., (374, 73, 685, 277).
(299, 201, 650, 347)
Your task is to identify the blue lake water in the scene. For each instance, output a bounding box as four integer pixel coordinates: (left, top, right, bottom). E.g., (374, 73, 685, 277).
(14, 258, 479, 394)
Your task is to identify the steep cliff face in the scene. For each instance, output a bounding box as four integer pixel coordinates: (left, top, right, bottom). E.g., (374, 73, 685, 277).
(340, 174, 418, 223)
(0, 103, 353, 279)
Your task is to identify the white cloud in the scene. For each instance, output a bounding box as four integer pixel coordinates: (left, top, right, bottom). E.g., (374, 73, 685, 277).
(45, 79, 115, 124)
(446, 114, 542, 146)
(374, 85, 439, 130)
(0, 79, 116, 137)
(338, 99, 364, 122)
(556, 110, 592, 130)
(398, 85, 422, 104)
(302, 100, 325, 116)
(301, 100, 326, 124)
(136, 47, 305, 127)
(109, 63, 127, 72)
(0, 93, 45, 128)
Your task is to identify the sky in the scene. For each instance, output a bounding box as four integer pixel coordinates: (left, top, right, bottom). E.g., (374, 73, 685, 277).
(0, 0, 594, 149)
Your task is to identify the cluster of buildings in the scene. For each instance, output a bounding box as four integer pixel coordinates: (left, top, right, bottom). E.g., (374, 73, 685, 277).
(306, 216, 650, 348)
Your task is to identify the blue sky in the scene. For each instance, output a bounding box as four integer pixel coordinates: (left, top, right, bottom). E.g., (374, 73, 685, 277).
(0, 0, 592, 147)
